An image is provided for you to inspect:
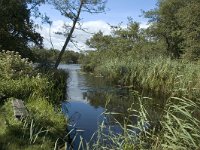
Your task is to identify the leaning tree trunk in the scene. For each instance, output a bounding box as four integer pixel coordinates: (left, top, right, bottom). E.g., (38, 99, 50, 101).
(54, 1, 83, 68)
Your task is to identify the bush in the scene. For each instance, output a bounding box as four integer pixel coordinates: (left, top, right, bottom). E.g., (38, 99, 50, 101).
(0, 50, 68, 149)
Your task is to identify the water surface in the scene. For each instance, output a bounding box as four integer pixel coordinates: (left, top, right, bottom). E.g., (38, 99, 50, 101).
(59, 64, 162, 148)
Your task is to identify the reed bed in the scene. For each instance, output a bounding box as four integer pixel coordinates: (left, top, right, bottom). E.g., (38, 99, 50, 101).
(81, 53, 200, 149)
(94, 56, 200, 99)
(75, 96, 200, 150)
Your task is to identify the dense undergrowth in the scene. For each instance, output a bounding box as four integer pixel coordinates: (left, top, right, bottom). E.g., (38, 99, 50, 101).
(0, 51, 68, 149)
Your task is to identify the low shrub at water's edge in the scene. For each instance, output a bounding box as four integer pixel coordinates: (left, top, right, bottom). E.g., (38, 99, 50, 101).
(27, 96, 66, 134)
(42, 68, 68, 104)
(0, 50, 36, 79)
(0, 50, 68, 103)
(0, 51, 68, 149)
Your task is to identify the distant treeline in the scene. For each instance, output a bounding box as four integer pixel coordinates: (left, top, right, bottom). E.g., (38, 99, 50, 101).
(31, 48, 84, 64)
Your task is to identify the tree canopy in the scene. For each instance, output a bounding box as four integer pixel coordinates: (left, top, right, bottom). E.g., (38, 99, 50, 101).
(145, 0, 200, 59)
(0, 0, 43, 59)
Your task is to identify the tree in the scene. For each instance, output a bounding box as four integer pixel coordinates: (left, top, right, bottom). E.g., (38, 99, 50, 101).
(145, 0, 200, 60)
(0, 0, 43, 59)
(86, 31, 113, 51)
(86, 20, 148, 58)
(145, 0, 185, 58)
(176, 0, 200, 60)
(49, 0, 106, 68)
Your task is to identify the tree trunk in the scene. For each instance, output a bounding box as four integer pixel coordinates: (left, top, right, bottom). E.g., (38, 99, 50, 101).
(54, 1, 83, 68)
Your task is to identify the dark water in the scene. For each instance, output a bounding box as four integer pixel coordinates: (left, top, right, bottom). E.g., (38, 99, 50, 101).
(59, 64, 163, 148)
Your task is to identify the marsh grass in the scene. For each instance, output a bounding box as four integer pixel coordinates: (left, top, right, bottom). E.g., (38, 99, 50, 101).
(81, 51, 200, 149)
(92, 56, 200, 100)
(161, 97, 200, 149)
(74, 95, 200, 150)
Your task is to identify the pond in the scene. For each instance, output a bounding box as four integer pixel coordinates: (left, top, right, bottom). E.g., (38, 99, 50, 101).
(59, 64, 163, 149)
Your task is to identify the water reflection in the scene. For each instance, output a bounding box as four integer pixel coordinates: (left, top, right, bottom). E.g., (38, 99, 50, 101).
(59, 64, 162, 148)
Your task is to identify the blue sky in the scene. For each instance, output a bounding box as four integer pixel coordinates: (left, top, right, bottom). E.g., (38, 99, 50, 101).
(40, 0, 157, 24)
(37, 0, 158, 51)
(81, 0, 157, 24)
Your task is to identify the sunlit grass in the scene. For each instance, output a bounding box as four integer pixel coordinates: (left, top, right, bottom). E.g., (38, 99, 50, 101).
(76, 95, 200, 150)
(92, 56, 200, 99)
(0, 50, 68, 149)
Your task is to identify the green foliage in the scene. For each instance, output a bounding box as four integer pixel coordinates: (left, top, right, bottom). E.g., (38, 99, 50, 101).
(145, 0, 200, 59)
(0, 98, 66, 150)
(80, 5, 200, 148)
(31, 48, 82, 64)
(88, 96, 200, 150)
(0, 51, 68, 149)
(161, 97, 200, 149)
(0, 50, 68, 102)
(85, 56, 200, 100)
(0, 50, 34, 79)
(27, 97, 66, 134)
(81, 17, 200, 100)
(176, 1, 200, 60)
(86, 31, 113, 51)
(0, 0, 43, 59)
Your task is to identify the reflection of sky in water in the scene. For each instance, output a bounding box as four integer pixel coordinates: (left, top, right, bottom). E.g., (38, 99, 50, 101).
(63, 101, 104, 140)
(60, 64, 88, 102)
(59, 64, 156, 148)
(59, 64, 109, 146)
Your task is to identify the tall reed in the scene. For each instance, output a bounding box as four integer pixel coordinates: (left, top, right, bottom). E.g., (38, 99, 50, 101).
(93, 56, 200, 99)
(80, 95, 200, 150)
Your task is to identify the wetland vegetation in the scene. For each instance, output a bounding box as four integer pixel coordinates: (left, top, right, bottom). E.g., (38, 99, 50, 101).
(0, 51, 68, 149)
(1, 0, 200, 149)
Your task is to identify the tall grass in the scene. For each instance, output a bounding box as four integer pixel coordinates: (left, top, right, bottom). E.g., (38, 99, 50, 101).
(0, 50, 68, 149)
(75, 95, 200, 150)
(92, 56, 200, 99)
(81, 53, 200, 149)
(161, 97, 200, 149)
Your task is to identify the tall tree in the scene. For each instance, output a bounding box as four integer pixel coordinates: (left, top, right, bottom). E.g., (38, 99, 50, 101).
(145, 0, 185, 58)
(145, 0, 200, 60)
(49, 0, 106, 68)
(176, 0, 200, 60)
(0, 0, 43, 59)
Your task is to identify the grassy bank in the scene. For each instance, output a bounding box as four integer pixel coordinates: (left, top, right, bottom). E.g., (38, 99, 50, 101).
(0, 51, 68, 149)
(71, 91, 200, 149)
(82, 55, 200, 100)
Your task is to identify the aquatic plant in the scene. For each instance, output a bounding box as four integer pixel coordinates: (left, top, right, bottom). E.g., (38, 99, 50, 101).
(76, 95, 200, 150)
(90, 56, 200, 100)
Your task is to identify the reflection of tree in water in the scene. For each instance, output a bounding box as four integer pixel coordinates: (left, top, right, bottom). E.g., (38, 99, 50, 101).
(82, 89, 139, 125)
(80, 69, 165, 125)
(84, 89, 164, 126)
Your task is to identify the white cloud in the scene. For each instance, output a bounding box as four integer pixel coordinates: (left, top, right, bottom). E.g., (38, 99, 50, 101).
(37, 20, 149, 51)
(140, 22, 149, 29)
(37, 20, 111, 51)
